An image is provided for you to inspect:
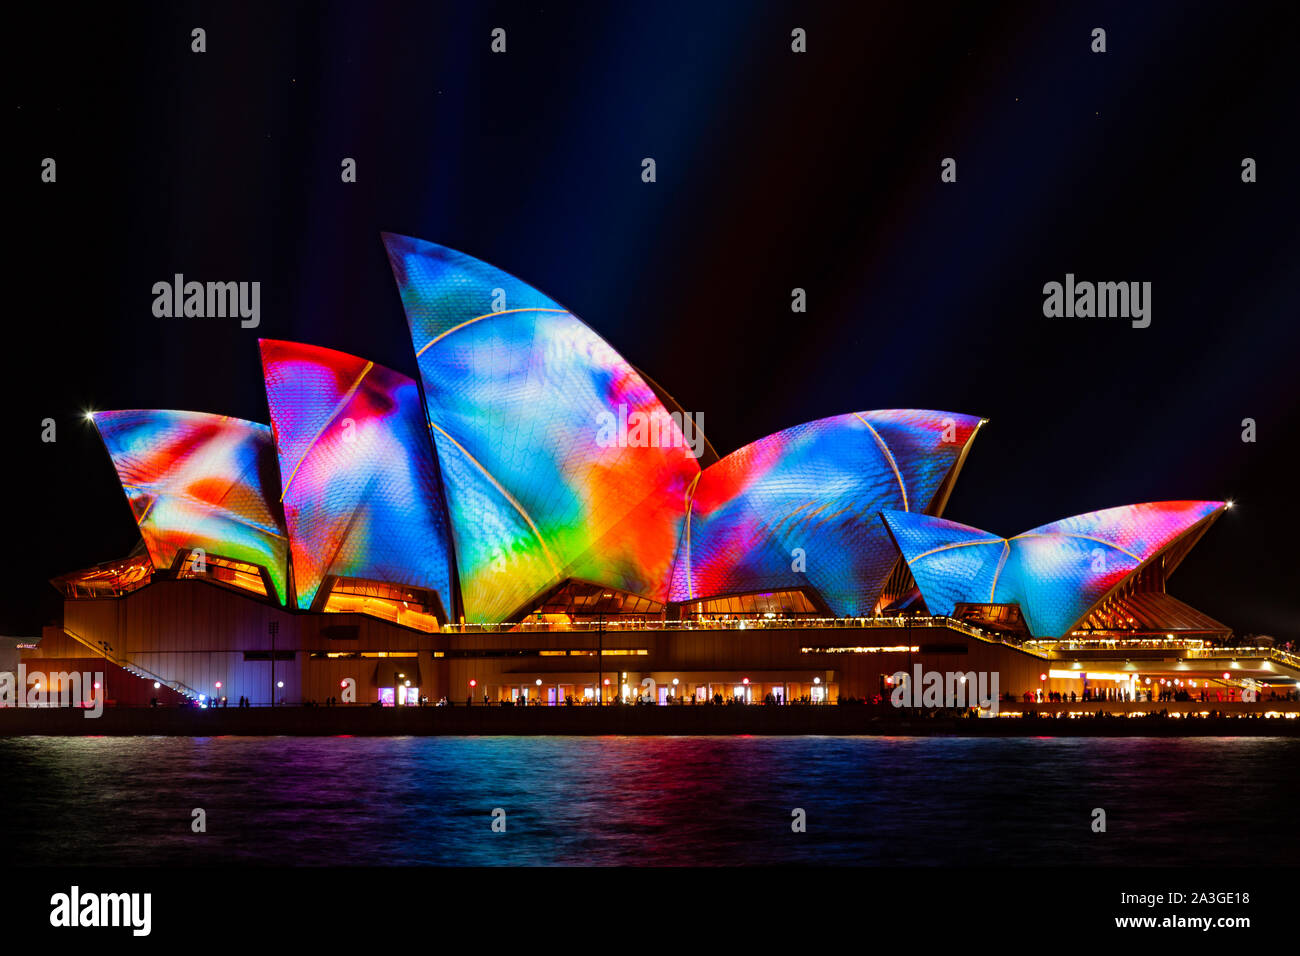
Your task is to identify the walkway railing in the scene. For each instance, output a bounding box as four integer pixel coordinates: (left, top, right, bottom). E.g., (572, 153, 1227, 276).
(60, 627, 203, 701)
(443, 618, 1298, 670)
(1181, 645, 1300, 671)
(1038, 640, 1300, 671)
(446, 614, 1000, 639)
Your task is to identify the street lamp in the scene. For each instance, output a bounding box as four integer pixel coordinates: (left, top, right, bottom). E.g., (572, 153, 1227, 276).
(268, 620, 279, 708)
(596, 611, 605, 706)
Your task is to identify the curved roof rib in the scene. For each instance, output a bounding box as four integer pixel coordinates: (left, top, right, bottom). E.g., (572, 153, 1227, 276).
(259, 340, 457, 616)
(91, 409, 290, 605)
(382, 233, 702, 622)
(669, 409, 984, 616)
(881, 500, 1226, 637)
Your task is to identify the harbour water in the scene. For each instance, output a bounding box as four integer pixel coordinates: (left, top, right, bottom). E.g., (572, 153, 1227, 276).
(1, 735, 1295, 866)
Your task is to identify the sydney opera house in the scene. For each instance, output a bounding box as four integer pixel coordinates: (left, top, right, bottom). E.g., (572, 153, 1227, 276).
(26, 234, 1296, 709)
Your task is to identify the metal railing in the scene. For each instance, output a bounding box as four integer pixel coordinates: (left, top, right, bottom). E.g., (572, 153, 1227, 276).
(444, 618, 1299, 671)
(1180, 645, 1300, 670)
(448, 614, 986, 633)
(444, 614, 1012, 644)
(1039, 640, 1300, 671)
(60, 627, 203, 701)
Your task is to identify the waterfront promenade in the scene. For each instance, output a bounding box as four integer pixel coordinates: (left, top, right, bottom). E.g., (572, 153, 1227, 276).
(2, 699, 1298, 736)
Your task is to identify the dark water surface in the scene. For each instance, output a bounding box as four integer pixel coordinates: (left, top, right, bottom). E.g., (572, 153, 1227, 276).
(1, 736, 1295, 866)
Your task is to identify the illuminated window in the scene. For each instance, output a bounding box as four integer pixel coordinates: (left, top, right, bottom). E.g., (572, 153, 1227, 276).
(177, 553, 269, 597)
(323, 578, 444, 632)
(53, 553, 153, 599)
(800, 645, 919, 654)
(680, 589, 820, 618)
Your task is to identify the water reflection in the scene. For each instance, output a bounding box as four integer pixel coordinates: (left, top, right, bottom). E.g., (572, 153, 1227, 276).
(0, 736, 1293, 866)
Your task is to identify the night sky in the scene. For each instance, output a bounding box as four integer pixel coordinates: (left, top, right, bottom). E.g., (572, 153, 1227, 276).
(7, 1, 1297, 638)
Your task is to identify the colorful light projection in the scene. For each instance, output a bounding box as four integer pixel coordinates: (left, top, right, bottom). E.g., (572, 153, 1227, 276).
(91, 410, 289, 604)
(382, 233, 701, 622)
(259, 340, 457, 615)
(669, 410, 984, 616)
(881, 500, 1227, 637)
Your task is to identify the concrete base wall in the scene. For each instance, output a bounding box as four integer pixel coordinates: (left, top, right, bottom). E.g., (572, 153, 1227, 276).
(42, 580, 1281, 713)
